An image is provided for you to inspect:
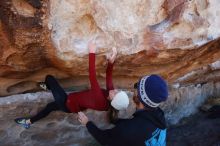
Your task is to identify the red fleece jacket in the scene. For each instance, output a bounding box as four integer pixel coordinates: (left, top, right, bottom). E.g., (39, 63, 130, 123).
(66, 53, 114, 113)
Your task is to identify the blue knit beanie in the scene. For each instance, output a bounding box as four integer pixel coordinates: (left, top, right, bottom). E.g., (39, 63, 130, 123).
(137, 75, 168, 108)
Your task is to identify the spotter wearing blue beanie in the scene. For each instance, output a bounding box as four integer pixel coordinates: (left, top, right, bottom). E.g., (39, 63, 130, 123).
(137, 75, 168, 108)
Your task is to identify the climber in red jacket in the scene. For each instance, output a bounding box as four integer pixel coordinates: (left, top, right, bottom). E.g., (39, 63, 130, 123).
(14, 41, 129, 129)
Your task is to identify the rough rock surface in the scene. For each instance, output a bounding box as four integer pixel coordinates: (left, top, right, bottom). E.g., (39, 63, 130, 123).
(1, 0, 220, 145)
(167, 112, 220, 146)
(0, 0, 220, 96)
(1, 82, 220, 146)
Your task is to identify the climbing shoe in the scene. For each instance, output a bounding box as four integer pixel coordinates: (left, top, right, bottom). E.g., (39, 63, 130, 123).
(38, 82, 48, 91)
(14, 118, 31, 129)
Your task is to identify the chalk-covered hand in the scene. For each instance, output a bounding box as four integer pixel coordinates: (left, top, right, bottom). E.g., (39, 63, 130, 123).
(88, 40, 96, 53)
(77, 112, 89, 125)
(108, 47, 117, 64)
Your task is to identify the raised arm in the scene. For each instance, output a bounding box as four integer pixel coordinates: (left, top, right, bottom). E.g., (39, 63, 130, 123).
(106, 62, 114, 90)
(106, 47, 117, 90)
(88, 41, 100, 91)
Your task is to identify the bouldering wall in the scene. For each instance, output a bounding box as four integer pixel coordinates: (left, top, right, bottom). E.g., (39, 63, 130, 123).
(1, 0, 220, 145)
(0, 0, 220, 96)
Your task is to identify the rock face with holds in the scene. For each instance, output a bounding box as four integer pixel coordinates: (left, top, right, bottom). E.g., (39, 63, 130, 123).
(0, 0, 220, 96)
(1, 0, 220, 146)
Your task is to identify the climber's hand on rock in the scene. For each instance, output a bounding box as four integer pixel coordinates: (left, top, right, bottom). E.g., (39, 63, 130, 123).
(77, 112, 89, 125)
(107, 47, 117, 64)
(88, 40, 96, 53)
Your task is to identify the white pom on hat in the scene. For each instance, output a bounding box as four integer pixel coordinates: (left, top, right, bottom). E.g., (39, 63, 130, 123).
(111, 91, 129, 110)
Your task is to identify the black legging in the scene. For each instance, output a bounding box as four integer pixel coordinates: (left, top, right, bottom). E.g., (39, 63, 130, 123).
(207, 105, 220, 119)
(30, 75, 70, 123)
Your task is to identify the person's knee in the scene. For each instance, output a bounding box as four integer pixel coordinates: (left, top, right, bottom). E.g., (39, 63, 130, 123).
(45, 75, 54, 82)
